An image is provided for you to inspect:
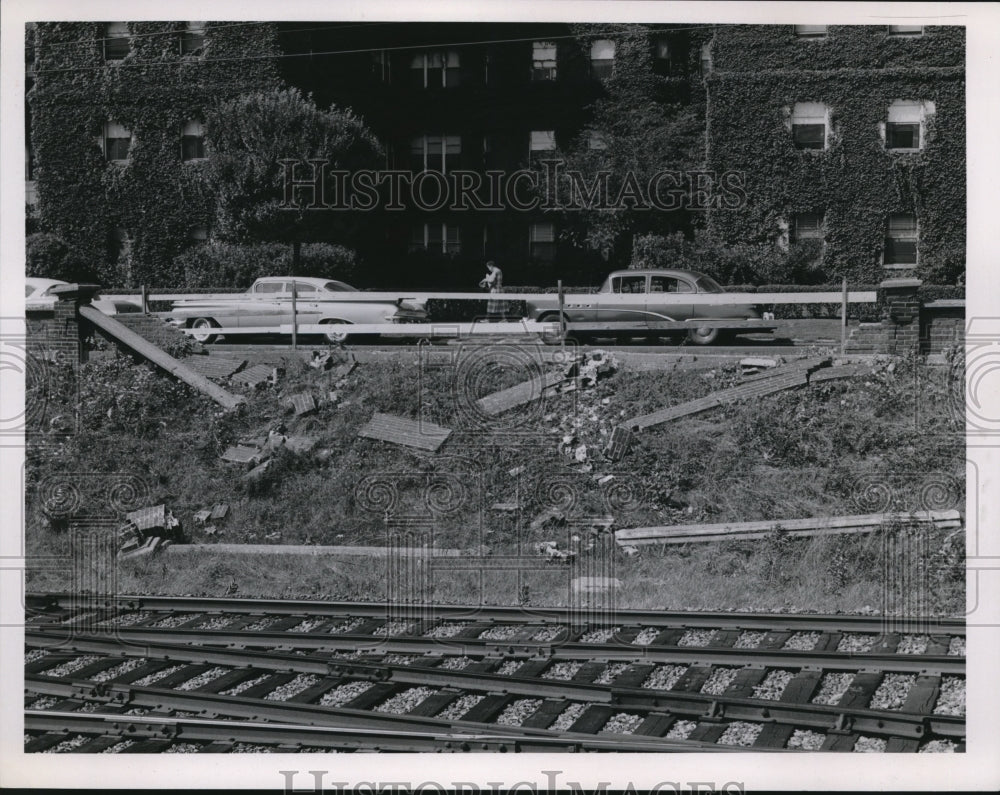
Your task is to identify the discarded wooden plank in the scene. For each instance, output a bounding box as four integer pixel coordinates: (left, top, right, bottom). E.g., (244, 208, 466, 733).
(357, 412, 452, 452)
(125, 504, 172, 533)
(78, 305, 244, 410)
(221, 445, 263, 465)
(288, 393, 316, 416)
(209, 503, 229, 521)
(193, 509, 212, 525)
(809, 363, 870, 383)
(491, 502, 519, 512)
(603, 425, 632, 461)
(244, 459, 273, 479)
(475, 371, 566, 416)
(740, 356, 781, 371)
(230, 363, 275, 388)
(181, 355, 245, 381)
(615, 510, 962, 546)
(330, 361, 357, 381)
(741, 356, 831, 382)
(529, 507, 564, 531)
(164, 544, 462, 557)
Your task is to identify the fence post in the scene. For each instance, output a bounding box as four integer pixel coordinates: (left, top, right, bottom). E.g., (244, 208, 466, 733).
(140, 284, 148, 314)
(841, 276, 848, 355)
(291, 282, 298, 350)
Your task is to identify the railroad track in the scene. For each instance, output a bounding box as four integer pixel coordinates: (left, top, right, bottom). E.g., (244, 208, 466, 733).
(24, 594, 965, 754)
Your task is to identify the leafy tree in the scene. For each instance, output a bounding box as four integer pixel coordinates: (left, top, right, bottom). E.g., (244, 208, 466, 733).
(205, 87, 382, 269)
(539, 26, 704, 266)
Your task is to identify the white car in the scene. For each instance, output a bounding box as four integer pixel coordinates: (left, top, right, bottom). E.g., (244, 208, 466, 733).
(168, 276, 429, 344)
(25, 278, 142, 315)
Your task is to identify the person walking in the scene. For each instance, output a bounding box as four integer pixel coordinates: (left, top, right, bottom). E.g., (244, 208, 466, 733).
(479, 261, 505, 322)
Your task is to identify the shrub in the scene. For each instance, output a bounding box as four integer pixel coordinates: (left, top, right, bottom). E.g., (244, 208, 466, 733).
(170, 241, 360, 289)
(26, 232, 94, 283)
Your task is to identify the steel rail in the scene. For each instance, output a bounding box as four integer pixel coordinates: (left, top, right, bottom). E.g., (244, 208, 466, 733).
(25, 626, 967, 676)
(23, 679, 752, 752)
(25, 642, 965, 740)
(22, 710, 748, 753)
(27, 593, 966, 635)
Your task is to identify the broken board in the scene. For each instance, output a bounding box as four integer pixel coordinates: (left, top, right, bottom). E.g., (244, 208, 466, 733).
(230, 364, 275, 387)
(603, 425, 633, 461)
(182, 355, 246, 381)
(475, 371, 566, 416)
(288, 393, 317, 415)
(221, 445, 263, 464)
(357, 412, 452, 452)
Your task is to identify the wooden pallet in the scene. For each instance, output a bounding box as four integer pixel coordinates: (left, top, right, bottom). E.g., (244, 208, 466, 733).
(357, 412, 452, 452)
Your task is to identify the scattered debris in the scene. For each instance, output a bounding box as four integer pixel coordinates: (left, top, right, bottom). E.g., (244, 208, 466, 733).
(603, 426, 632, 461)
(244, 459, 273, 480)
(529, 507, 565, 532)
(475, 371, 566, 416)
(357, 412, 451, 452)
(508, 465, 526, 477)
(491, 502, 519, 512)
(221, 444, 264, 465)
(569, 349, 618, 387)
(330, 360, 357, 382)
(193, 509, 212, 525)
(182, 355, 246, 381)
(230, 364, 277, 388)
(209, 503, 229, 521)
(308, 351, 334, 370)
(620, 545, 641, 557)
(535, 540, 575, 562)
(117, 504, 181, 558)
(740, 356, 782, 375)
(288, 393, 317, 416)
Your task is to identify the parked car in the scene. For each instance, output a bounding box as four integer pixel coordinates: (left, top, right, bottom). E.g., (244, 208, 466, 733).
(25, 278, 142, 316)
(524, 269, 762, 345)
(168, 276, 428, 344)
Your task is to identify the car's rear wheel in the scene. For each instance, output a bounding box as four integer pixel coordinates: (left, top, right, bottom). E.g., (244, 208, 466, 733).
(687, 325, 720, 346)
(189, 317, 219, 344)
(321, 319, 352, 344)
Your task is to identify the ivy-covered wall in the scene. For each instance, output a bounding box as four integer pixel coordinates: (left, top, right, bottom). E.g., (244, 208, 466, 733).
(28, 22, 282, 286)
(705, 25, 965, 284)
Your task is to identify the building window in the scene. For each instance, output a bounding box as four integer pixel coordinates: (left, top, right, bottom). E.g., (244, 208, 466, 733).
(180, 22, 206, 56)
(794, 25, 828, 38)
(529, 221, 556, 262)
(409, 51, 461, 88)
(588, 130, 608, 151)
(699, 41, 713, 77)
(109, 228, 131, 264)
(790, 102, 829, 150)
(410, 135, 461, 173)
(885, 100, 933, 151)
(532, 42, 557, 81)
(590, 39, 615, 79)
(104, 22, 130, 61)
(189, 226, 209, 246)
(529, 130, 556, 157)
(884, 213, 918, 266)
(411, 223, 461, 255)
(887, 25, 923, 36)
(103, 121, 132, 163)
(652, 36, 674, 75)
(790, 212, 824, 244)
(181, 120, 206, 161)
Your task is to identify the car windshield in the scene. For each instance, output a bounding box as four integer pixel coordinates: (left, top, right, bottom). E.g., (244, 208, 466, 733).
(322, 281, 358, 292)
(695, 275, 724, 293)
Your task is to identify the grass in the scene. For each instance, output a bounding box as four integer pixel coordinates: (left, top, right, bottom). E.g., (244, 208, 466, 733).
(24, 345, 966, 615)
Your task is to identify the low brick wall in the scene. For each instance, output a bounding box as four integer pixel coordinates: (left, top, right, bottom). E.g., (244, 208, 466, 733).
(113, 314, 204, 356)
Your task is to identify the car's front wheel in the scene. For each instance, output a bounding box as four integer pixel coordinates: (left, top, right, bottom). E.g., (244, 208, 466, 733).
(320, 319, 352, 344)
(189, 317, 219, 344)
(687, 325, 720, 346)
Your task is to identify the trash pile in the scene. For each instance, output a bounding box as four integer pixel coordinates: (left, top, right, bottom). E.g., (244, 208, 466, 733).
(117, 504, 182, 559)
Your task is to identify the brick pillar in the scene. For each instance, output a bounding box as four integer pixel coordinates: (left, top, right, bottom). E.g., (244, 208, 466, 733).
(48, 283, 102, 363)
(879, 278, 922, 356)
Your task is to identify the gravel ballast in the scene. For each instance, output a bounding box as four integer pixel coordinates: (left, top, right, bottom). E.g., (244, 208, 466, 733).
(717, 721, 762, 747)
(163, 743, 202, 753)
(27, 696, 58, 710)
(176, 666, 230, 691)
(288, 618, 327, 633)
(195, 616, 235, 630)
(933, 676, 966, 716)
(752, 669, 794, 700)
(437, 656, 475, 670)
(948, 637, 966, 656)
(495, 699, 543, 726)
(375, 687, 437, 714)
(100, 740, 135, 754)
(374, 621, 413, 637)
(786, 729, 825, 750)
(678, 629, 715, 647)
(151, 613, 198, 628)
(90, 658, 145, 683)
(24, 648, 49, 664)
(896, 634, 930, 654)
(264, 674, 321, 701)
(531, 627, 563, 642)
(632, 627, 660, 646)
(579, 627, 619, 643)
(853, 735, 887, 752)
(601, 713, 643, 734)
(837, 633, 876, 653)
(99, 611, 153, 627)
(782, 631, 821, 651)
(496, 660, 523, 675)
(327, 618, 365, 634)
(425, 622, 471, 638)
(665, 720, 697, 740)
(700, 667, 739, 695)
(542, 662, 583, 680)
(811, 672, 855, 706)
(318, 681, 374, 707)
(734, 631, 765, 649)
(221, 674, 270, 696)
(919, 739, 959, 753)
(642, 664, 688, 690)
(868, 673, 915, 710)
(435, 694, 484, 721)
(42, 655, 101, 678)
(595, 662, 630, 684)
(479, 625, 519, 640)
(44, 735, 89, 753)
(550, 703, 588, 731)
